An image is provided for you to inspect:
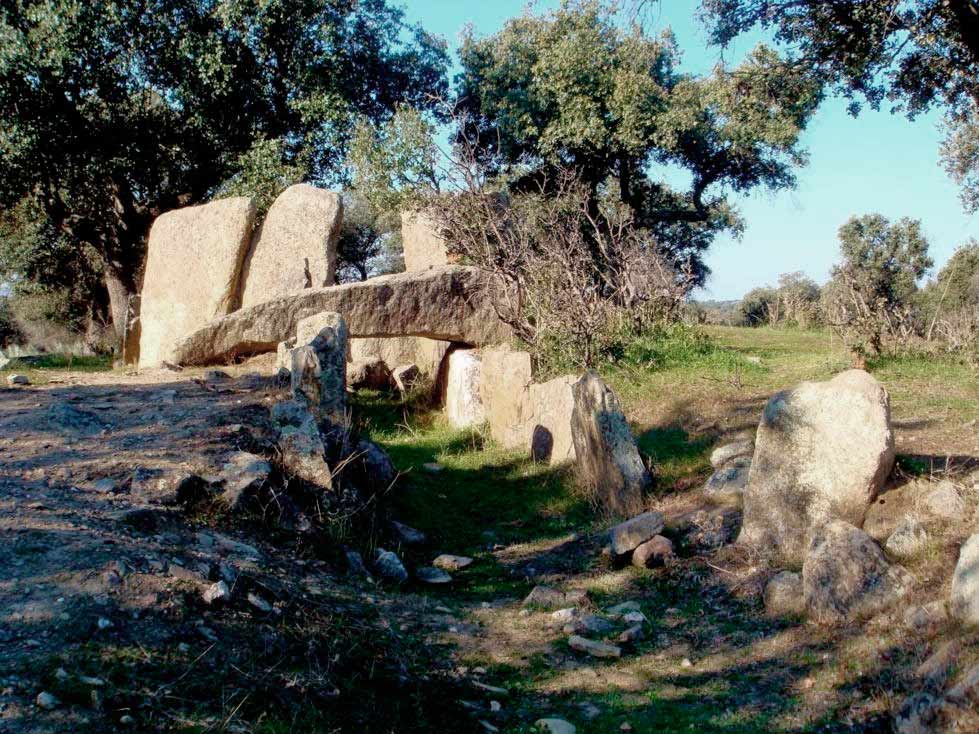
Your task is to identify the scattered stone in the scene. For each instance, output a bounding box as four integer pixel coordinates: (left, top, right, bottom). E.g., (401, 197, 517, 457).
(119, 715, 136, 726)
(550, 608, 578, 625)
(374, 549, 408, 584)
(139, 196, 256, 367)
(622, 611, 647, 625)
(239, 183, 342, 308)
(35, 692, 59, 710)
(203, 581, 231, 605)
(680, 658, 693, 668)
(571, 371, 651, 516)
(6, 374, 29, 386)
(433, 554, 473, 571)
(96, 617, 113, 630)
(569, 615, 615, 636)
(270, 399, 309, 428)
(291, 313, 348, 423)
(903, 601, 949, 633)
(171, 265, 510, 366)
(568, 635, 621, 659)
(947, 664, 979, 703)
(416, 567, 452, 584)
(894, 692, 942, 734)
(355, 440, 397, 492)
(523, 586, 589, 610)
(885, 516, 928, 559)
(916, 640, 962, 689)
(764, 571, 805, 617)
(534, 719, 576, 734)
(739, 370, 895, 564)
(92, 478, 117, 494)
(803, 520, 913, 625)
(392, 363, 421, 393)
(710, 438, 754, 468)
(618, 625, 645, 644)
(247, 593, 273, 613)
(919, 480, 966, 521)
(203, 369, 230, 381)
(631, 535, 673, 568)
(950, 534, 979, 625)
(345, 550, 373, 581)
(391, 520, 426, 546)
(217, 452, 272, 510)
(606, 601, 641, 617)
(47, 403, 104, 435)
(610, 512, 665, 556)
(422, 462, 444, 474)
(702, 461, 750, 507)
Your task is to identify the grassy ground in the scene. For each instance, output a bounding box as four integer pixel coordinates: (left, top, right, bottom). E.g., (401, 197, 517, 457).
(350, 325, 979, 734)
(0, 353, 114, 384)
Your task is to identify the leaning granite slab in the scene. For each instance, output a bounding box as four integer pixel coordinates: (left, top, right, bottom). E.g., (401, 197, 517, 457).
(171, 266, 510, 366)
(139, 197, 257, 368)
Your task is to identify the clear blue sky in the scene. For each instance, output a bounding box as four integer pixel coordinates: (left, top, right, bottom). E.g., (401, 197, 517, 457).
(402, 0, 977, 300)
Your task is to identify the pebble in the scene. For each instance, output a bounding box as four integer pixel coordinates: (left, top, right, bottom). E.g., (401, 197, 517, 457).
(622, 611, 647, 625)
(433, 554, 473, 571)
(7, 375, 30, 386)
(247, 593, 273, 613)
(36, 691, 59, 710)
(681, 658, 693, 668)
(203, 580, 230, 605)
(416, 567, 452, 584)
(568, 635, 621, 658)
(535, 718, 576, 734)
(422, 462, 445, 473)
(120, 714, 136, 725)
(606, 601, 641, 617)
(97, 617, 113, 630)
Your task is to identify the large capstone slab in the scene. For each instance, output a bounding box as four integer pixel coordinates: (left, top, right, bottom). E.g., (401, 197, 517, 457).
(239, 184, 343, 308)
(739, 370, 895, 564)
(170, 266, 510, 365)
(138, 197, 256, 368)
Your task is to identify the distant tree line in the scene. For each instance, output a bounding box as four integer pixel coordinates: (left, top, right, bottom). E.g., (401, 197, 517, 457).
(697, 214, 979, 361)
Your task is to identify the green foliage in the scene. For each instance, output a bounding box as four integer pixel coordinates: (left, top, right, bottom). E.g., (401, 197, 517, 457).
(214, 138, 308, 219)
(456, 1, 821, 281)
(0, 297, 22, 348)
(336, 191, 401, 282)
(346, 105, 444, 228)
(739, 286, 778, 326)
(702, 0, 979, 210)
(927, 239, 979, 310)
(0, 0, 448, 325)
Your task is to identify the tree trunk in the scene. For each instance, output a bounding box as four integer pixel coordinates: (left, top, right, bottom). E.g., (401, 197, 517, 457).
(104, 263, 134, 342)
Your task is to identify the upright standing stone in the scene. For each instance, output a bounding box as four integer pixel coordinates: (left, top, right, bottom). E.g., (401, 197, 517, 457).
(480, 345, 533, 448)
(570, 371, 650, 517)
(139, 197, 256, 368)
(401, 210, 451, 271)
(529, 375, 578, 464)
(739, 370, 896, 564)
(444, 349, 485, 428)
(239, 184, 342, 308)
(291, 313, 348, 423)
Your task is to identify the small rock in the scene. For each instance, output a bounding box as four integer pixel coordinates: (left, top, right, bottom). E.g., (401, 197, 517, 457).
(374, 548, 408, 584)
(550, 608, 578, 624)
(433, 554, 473, 571)
(570, 614, 615, 636)
(217, 452, 272, 510)
(203, 369, 231, 381)
(916, 640, 961, 689)
(96, 617, 113, 630)
(631, 535, 673, 568)
(622, 610, 647, 625)
(119, 714, 136, 726)
(618, 625, 644, 644)
(609, 512, 665, 556)
(416, 567, 452, 584)
(422, 462, 444, 473)
(391, 520, 426, 546)
(680, 658, 693, 668)
(203, 580, 231, 605)
(885, 516, 928, 559)
(247, 593, 273, 613)
(345, 550, 373, 581)
(893, 692, 942, 734)
(523, 586, 589, 610)
(35, 692, 59, 710)
(903, 601, 949, 632)
(919, 480, 966, 520)
(710, 438, 754, 468)
(764, 571, 805, 617)
(702, 461, 750, 507)
(534, 719, 576, 734)
(606, 601, 641, 617)
(7, 374, 30, 386)
(92, 478, 118, 494)
(568, 635, 621, 658)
